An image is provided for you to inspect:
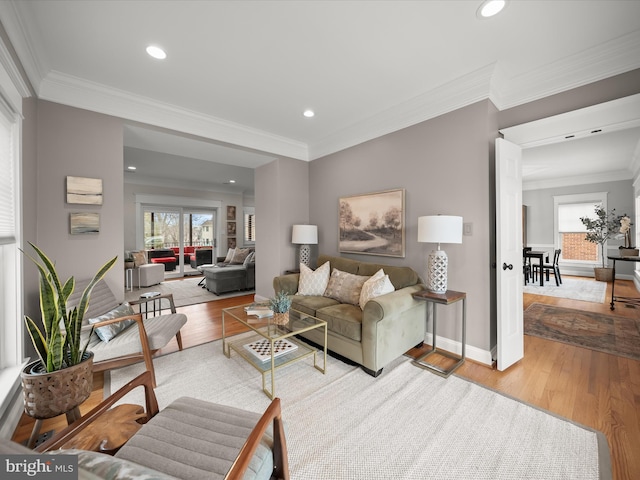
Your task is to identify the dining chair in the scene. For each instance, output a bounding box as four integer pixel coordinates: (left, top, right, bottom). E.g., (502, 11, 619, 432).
(523, 247, 533, 284)
(532, 249, 562, 286)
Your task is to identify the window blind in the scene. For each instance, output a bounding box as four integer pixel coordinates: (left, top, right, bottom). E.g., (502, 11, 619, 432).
(0, 109, 14, 245)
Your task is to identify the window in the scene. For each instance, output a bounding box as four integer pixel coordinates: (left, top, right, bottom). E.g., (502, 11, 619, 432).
(0, 99, 21, 372)
(244, 208, 255, 244)
(554, 193, 607, 264)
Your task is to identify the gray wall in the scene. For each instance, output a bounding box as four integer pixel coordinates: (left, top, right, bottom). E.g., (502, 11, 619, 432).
(29, 100, 125, 301)
(308, 100, 497, 357)
(255, 157, 309, 299)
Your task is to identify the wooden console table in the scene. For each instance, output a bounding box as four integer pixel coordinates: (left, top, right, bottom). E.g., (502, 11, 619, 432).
(411, 290, 466, 378)
(607, 255, 640, 310)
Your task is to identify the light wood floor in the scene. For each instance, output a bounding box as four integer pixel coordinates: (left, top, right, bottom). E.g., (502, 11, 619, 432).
(12, 280, 640, 480)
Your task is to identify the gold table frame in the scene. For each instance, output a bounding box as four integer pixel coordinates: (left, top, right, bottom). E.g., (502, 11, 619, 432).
(222, 305, 327, 399)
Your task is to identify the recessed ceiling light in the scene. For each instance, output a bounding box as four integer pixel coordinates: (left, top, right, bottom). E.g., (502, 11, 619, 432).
(477, 0, 507, 19)
(229, 180, 236, 183)
(303, 110, 315, 118)
(127, 166, 137, 171)
(146, 45, 167, 60)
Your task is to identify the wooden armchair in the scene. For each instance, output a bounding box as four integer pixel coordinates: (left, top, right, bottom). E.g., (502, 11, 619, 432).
(35, 371, 290, 480)
(69, 280, 187, 388)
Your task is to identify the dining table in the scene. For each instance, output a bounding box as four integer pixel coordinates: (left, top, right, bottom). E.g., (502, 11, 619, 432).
(524, 250, 549, 286)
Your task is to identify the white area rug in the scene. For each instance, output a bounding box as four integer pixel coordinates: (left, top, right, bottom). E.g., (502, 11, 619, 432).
(523, 277, 607, 303)
(125, 276, 254, 307)
(108, 340, 609, 480)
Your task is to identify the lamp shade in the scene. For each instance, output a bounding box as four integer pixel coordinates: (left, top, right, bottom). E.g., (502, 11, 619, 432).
(417, 216, 463, 244)
(292, 225, 318, 245)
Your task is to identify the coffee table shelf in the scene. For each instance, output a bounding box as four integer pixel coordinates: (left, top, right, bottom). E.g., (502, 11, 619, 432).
(222, 305, 327, 399)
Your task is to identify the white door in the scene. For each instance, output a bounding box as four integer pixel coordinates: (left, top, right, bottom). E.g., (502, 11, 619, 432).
(496, 138, 524, 370)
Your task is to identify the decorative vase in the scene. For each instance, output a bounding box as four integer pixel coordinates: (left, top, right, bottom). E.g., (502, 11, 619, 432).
(273, 311, 289, 326)
(619, 248, 639, 257)
(125, 260, 135, 269)
(21, 351, 94, 421)
(593, 267, 613, 282)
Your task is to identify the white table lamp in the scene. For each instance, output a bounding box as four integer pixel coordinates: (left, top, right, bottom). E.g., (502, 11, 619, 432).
(417, 215, 463, 293)
(292, 225, 318, 267)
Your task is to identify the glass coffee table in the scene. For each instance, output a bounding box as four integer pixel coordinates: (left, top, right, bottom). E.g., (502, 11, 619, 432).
(222, 305, 327, 399)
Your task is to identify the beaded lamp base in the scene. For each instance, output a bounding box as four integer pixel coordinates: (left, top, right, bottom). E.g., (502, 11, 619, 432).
(427, 249, 448, 294)
(298, 244, 312, 267)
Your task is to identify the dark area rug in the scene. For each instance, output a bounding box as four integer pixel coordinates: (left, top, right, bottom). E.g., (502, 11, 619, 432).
(524, 303, 640, 361)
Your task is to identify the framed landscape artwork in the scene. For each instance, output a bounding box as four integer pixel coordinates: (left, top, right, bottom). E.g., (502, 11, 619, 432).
(70, 212, 100, 234)
(66, 176, 103, 205)
(339, 188, 405, 257)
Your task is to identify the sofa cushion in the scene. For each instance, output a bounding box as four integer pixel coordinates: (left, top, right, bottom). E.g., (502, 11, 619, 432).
(359, 270, 395, 310)
(323, 268, 370, 306)
(88, 303, 136, 343)
(230, 248, 252, 264)
(297, 261, 330, 296)
(291, 295, 339, 317)
(357, 262, 419, 290)
(224, 248, 236, 263)
(132, 251, 147, 267)
(316, 303, 363, 342)
(243, 251, 255, 267)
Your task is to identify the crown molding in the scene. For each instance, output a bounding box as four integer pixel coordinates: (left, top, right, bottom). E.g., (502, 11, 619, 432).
(38, 71, 310, 161)
(496, 30, 640, 110)
(523, 170, 632, 191)
(0, 1, 47, 95)
(309, 64, 496, 159)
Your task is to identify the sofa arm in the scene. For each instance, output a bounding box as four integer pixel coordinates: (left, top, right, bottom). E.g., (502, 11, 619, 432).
(273, 273, 300, 295)
(361, 284, 427, 371)
(362, 284, 425, 322)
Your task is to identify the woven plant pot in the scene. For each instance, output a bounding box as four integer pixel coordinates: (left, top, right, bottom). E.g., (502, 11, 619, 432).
(594, 267, 613, 283)
(21, 351, 94, 420)
(273, 311, 290, 326)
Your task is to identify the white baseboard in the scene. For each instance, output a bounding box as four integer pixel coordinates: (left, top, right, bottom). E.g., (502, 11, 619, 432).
(424, 333, 493, 367)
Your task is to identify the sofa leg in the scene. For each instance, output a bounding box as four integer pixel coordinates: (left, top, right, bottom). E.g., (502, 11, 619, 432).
(361, 366, 383, 377)
(414, 341, 424, 349)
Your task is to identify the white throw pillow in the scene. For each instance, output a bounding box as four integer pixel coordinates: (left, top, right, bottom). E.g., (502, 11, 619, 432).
(359, 271, 395, 309)
(297, 261, 330, 296)
(223, 247, 236, 263)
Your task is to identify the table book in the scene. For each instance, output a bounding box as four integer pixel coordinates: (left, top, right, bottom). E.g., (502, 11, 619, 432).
(244, 304, 274, 318)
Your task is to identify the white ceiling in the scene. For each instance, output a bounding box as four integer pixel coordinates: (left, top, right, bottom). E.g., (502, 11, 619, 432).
(1, 0, 640, 191)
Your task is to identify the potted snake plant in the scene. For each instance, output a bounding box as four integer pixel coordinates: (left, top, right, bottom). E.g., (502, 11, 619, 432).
(21, 242, 117, 423)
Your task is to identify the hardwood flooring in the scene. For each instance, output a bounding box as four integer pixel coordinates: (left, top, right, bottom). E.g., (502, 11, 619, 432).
(12, 281, 640, 480)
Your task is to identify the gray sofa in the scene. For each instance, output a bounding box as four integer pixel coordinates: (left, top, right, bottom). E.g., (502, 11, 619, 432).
(273, 254, 426, 376)
(202, 250, 256, 295)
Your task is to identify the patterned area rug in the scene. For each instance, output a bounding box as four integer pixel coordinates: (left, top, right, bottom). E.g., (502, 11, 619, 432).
(524, 303, 640, 361)
(523, 277, 606, 303)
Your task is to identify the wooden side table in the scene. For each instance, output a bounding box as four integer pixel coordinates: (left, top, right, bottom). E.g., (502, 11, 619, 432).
(62, 404, 145, 455)
(412, 289, 466, 378)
